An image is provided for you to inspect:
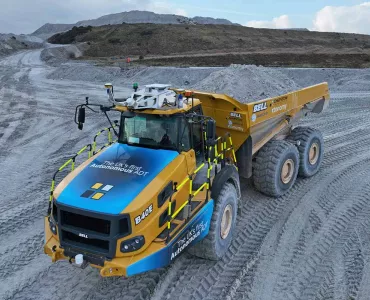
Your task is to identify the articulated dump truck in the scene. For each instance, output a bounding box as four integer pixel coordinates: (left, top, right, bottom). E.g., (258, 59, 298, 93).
(44, 82, 330, 277)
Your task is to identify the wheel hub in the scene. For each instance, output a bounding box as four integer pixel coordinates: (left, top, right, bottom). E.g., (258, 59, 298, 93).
(309, 142, 319, 165)
(220, 204, 233, 239)
(281, 159, 294, 184)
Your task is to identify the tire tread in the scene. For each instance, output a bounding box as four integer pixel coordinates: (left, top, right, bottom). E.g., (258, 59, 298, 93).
(253, 140, 299, 197)
(188, 182, 237, 260)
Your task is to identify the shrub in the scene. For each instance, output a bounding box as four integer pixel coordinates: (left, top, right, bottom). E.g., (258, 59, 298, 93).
(68, 52, 76, 59)
(108, 38, 121, 44)
(48, 26, 93, 44)
(140, 30, 153, 36)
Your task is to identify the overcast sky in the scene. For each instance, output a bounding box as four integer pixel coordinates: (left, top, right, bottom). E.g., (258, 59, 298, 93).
(1, 0, 370, 35)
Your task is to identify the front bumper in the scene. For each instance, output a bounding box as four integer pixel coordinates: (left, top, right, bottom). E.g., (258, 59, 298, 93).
(44, 200, 214, 277)
(44, 235, 128, 276)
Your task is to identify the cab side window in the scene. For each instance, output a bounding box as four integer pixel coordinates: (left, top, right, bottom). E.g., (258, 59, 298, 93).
(192, 122, 203, 161)
(191, 105, 205, 163)
(178, 118, 190, 152)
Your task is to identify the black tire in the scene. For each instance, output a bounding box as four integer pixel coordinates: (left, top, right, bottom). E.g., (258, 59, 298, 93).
(253, 140, 299, 197)
(188, 182, 237, 260)
(289, 127, 324, 178)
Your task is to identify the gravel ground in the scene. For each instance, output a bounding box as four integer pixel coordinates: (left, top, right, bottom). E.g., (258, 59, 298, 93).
(1, 48, 370, 300)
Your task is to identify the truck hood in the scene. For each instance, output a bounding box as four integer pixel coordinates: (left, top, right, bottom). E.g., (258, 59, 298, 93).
(56, 143, 178, 214)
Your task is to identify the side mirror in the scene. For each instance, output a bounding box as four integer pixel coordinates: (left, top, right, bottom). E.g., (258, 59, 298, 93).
(78, 107, 85, 130)
(206, 119, 216, 142)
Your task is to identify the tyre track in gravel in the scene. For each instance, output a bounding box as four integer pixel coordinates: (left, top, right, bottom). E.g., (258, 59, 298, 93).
(0, 231, 44, 279)
(241, 155, 370, 300)
(234, 181, 370, 300)
(299, 194, 370, 300)
(0, 199, 45, 235)
(355, 224, 370, 300)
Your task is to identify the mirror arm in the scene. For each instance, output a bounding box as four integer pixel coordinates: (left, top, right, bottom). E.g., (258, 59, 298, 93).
(74, 101, 118, 135)
(85, 105, 99, 113)
(74, 103, 101, 125)
(102, 109, 119, 137)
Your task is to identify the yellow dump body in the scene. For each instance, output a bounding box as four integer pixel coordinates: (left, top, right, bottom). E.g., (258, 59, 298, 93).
(182, 82, 330, 154)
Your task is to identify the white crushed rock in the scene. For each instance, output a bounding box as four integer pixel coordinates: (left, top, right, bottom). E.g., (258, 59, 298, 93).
(41, 45, 83, 66)
(46, 63, 123, 82)
(278, 68, 370, 92)
(126, 67, 217, 87)
(46, 64, 216, 88)
(46, 63, 300, 102)
(193, 64, 300, 102)
(0, 34, 42, 57)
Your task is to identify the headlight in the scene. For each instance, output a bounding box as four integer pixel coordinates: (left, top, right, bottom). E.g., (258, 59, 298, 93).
(49, 217, 57, 235)
(120, 236, 145, 253)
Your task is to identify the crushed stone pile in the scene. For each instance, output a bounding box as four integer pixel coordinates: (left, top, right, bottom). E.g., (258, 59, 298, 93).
(46, 64, 216, 88)
(41, 45, 84, 66)
(126, 67, 216, 88)
(193, 64, 300, 103)
(279, 68, 370, 92)
(46, 63, 301, 102)
(0, 34, 42, 58)
(46, 63, 123, 82)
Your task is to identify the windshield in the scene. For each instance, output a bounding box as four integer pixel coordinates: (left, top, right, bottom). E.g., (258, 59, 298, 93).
(119, 114, 190, 152)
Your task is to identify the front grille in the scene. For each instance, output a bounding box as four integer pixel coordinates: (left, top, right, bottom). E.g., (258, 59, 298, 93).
(62, 230, 109, 253)
(61, 210, 111, 235)
(56, 204, 131, 259)
(119, 218, 129, 235)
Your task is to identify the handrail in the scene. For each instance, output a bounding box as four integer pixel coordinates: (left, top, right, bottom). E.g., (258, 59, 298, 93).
(48, 144, 92, 215)
(165, 133, 238, 242)
(92, 125, 117, 154)
(47, 125, 118, 215)
(166, 160, 209, 241)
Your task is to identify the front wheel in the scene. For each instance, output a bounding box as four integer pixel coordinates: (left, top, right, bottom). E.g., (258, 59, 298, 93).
(188, 182, 238, 260)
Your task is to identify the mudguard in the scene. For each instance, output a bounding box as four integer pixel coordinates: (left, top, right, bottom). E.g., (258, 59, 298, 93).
(126, 199, 214, 277)
(236, 136, 253, 179)
(211, 165, 241, 211)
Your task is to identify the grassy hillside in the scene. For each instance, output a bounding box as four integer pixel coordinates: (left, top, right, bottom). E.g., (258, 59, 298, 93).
(48, 24, 370, 67)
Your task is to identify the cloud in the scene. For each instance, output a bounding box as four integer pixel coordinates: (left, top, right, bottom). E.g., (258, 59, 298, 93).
(246, 15, 292, 29)
(0, 0, 187, 34)
(312, 2, 370, 34)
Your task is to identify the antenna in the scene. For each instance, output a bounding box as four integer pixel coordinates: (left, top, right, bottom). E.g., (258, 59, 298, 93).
(192, 93, 194, 113)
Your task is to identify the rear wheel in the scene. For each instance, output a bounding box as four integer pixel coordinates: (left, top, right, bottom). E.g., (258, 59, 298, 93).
(253, 140, 299, 197)
(188, 182, 237, 260)
(289, 127, 324, 178)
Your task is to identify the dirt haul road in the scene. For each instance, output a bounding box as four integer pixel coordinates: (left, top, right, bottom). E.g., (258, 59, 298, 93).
(1, 49, 370, 300)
